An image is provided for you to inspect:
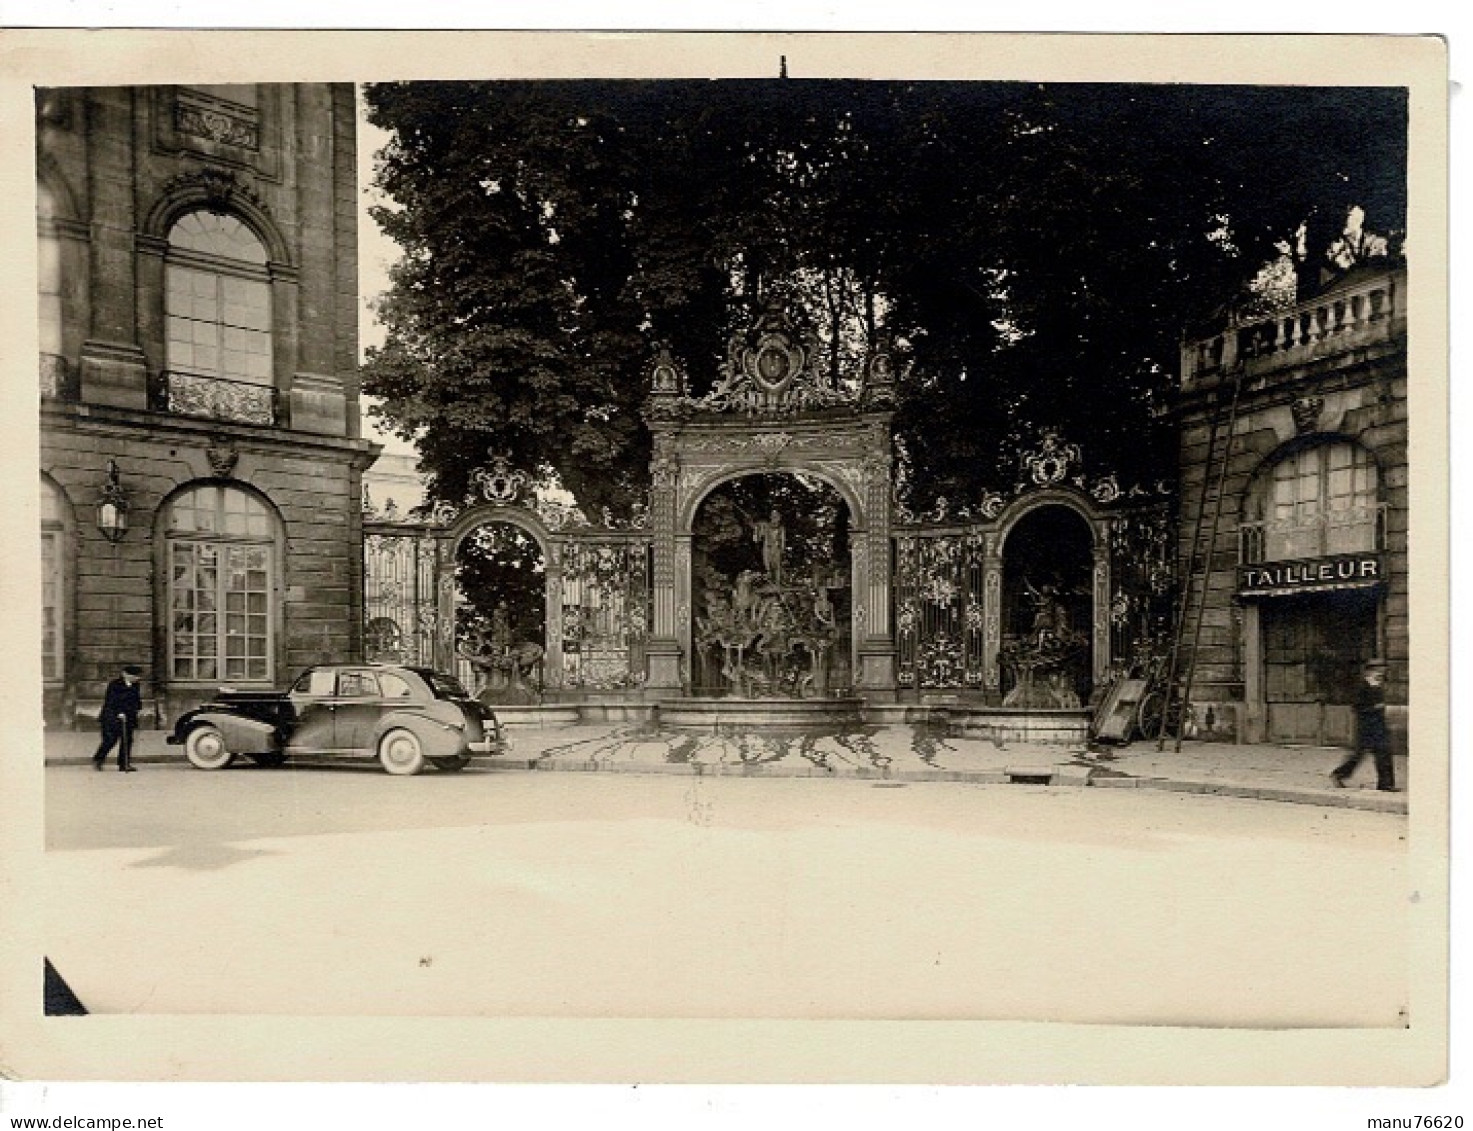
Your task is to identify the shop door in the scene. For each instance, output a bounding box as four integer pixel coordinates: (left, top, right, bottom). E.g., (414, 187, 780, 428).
(1262, 591, 1377, 745)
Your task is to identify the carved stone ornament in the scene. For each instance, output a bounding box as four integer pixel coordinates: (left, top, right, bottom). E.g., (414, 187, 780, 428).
(687, 299, 853, 415)
(470, 452, 529, 505)
(1090, 474, 1122, 504)
(647, 344, 685, 396)
(176, 95, 260, 150)
(1291, 395, 1325, 435)
(163, 167, 268, 218)
(205, 438, 239, 478)
(1022, 429, 1083, 487)
(862, 346, 898, 408)
(979, 491, 1008, 519)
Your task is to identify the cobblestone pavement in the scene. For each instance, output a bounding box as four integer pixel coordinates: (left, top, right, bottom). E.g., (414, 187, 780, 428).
(45, 721, 1409, 814)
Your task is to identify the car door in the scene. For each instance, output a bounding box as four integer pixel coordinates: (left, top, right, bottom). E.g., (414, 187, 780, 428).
(331, 668, 386, 753)
(287, 668, 338, 752)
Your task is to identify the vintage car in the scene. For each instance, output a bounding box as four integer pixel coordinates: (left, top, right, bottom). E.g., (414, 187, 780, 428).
(166, 664, 505, 775)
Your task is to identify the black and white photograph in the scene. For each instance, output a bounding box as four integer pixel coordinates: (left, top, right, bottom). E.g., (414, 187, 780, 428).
(0, 22, 1452, 1119)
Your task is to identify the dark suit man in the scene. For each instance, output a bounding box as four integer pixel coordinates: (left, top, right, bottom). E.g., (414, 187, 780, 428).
(93, 664, 143, 772)
(1331, 659, 1397, 792)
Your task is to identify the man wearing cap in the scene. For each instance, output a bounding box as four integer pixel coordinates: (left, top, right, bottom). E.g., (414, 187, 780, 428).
(1331, 659, 1398, 792)
(93, 664, 143, 773)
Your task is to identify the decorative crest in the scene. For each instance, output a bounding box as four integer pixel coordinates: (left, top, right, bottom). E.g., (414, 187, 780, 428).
(470, 452, 529, 505)
(690, 299, 852, 415)
(1022, 429, 1083, 487)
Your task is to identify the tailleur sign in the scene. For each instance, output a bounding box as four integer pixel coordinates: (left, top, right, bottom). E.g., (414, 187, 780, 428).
(1237, 554, 1382, 598)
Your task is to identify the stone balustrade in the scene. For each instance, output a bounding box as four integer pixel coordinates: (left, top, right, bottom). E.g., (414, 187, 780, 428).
(1182, 269, 1405, 386)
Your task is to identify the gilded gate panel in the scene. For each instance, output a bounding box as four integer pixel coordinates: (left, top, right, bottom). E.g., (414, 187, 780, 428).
(894, 530, 987, 689)
(559, 539, 653, 690)
(363, 524, 441, 667)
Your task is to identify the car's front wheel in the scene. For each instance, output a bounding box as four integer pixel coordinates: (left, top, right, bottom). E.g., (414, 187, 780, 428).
(184, 724, 236, 770)
(378, 728, 425, 776)
(430, 754, 470, 772)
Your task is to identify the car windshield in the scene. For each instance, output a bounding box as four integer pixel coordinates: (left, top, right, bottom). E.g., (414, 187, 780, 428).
(417, 670, 471, 700)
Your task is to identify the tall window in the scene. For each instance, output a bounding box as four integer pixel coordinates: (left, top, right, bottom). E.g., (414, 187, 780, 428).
(41, 479, 65, 682)
(1245, 441, 1380, 562)
(165, 210, 273, 424)
(166, 484, 275, 683)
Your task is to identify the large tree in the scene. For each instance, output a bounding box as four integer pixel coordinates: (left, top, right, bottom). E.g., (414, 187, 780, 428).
(362, 80, 1406, 516)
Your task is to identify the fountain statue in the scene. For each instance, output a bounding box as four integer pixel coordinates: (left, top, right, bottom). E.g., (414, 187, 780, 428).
(1000, 577, 1087, 708)
(694, 513, 843, 699)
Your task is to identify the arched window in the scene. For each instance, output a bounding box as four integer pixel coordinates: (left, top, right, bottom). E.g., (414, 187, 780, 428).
(165, 210, 274, 425)
(1243, 441, 1381, 562)
(165, 484, 276, 683)
(40, 478, 67, 682)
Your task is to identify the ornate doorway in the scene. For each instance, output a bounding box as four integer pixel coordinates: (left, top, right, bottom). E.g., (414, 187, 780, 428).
(689, 472, 852, 697)
(999, 503, 1097, 707)
(641, 301, 898, 698)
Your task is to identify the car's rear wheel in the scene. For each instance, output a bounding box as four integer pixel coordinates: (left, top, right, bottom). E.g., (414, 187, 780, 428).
(184, 724, 236, 770)
(430, 755, 470, 772)
(250, 752, 287, 768)
(378, 728, 425, 776)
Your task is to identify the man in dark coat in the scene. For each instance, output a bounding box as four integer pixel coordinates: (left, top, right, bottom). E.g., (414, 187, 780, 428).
(93, 664, 143, 773)
(1331, 659, 1398, 792)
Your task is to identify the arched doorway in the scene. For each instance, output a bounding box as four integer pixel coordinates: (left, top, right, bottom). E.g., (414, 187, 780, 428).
(689, 472, 852, 696)
(999, 504, 1097, 707)
(1241, 438, 1384, 745)
(451, 520, 547, 703)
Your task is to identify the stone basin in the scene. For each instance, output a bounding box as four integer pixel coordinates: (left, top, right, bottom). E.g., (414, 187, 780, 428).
(656, 697, 866, 730)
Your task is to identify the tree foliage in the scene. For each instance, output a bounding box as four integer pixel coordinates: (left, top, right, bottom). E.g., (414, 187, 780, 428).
(362, 80, 1406, 514)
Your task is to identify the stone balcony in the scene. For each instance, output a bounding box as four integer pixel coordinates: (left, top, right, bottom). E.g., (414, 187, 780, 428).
(1181, 268, 1406, 388)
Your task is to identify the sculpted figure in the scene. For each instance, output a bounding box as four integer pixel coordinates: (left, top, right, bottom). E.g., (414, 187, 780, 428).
(752, 510, 785, 584)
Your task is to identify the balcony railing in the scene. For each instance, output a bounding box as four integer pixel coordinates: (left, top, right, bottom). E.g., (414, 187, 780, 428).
(1183, 270, 1404, 385)
(157, 370, 278, 427)
(1238, 503, 1387, 565)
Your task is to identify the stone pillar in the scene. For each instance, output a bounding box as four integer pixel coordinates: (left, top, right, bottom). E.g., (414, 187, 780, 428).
(675, 536, 693, 664)
(644, 454, 683, 692)
(434, 537, 456, 673)
(855, 446, 897, 698)
(982, 534, 1003, 704)
(1092, 540, 1112, 688)
(544, 542, 565, 689)
(1241, 602, 1265, 742)
(80, 88, 149, 410)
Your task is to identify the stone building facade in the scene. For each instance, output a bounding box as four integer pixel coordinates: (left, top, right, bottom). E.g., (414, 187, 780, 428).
(37, 84, 380, 727)
(1175, 266, 1408, 755)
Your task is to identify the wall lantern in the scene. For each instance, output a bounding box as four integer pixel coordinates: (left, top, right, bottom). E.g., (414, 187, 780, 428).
(97, 459, 129, 543)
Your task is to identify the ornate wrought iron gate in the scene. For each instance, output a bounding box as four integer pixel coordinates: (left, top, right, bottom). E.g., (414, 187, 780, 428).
(363, 489, 652, 692)
(363, 521, 442, 667)
(894, 530, 988, 690)
(557, 538, 652, 691)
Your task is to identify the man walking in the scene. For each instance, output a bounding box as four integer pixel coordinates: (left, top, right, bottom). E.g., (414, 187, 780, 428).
(93, 664, 143, 773)
(1331, 659, 1398, 792)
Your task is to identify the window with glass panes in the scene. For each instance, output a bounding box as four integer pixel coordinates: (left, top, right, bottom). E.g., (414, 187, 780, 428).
(1259, 442, 1379, 561)
(41, 479, 64, 682)
(165, 211, 272, 384)
(167, 485, 274, 682)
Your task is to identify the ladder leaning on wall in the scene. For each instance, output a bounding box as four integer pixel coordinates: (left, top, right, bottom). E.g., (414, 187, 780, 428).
(1156, 350, 1249, 752)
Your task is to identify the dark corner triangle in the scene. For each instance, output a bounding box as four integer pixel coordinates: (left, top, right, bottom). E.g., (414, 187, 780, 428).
(44, 957, 89, 1016)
